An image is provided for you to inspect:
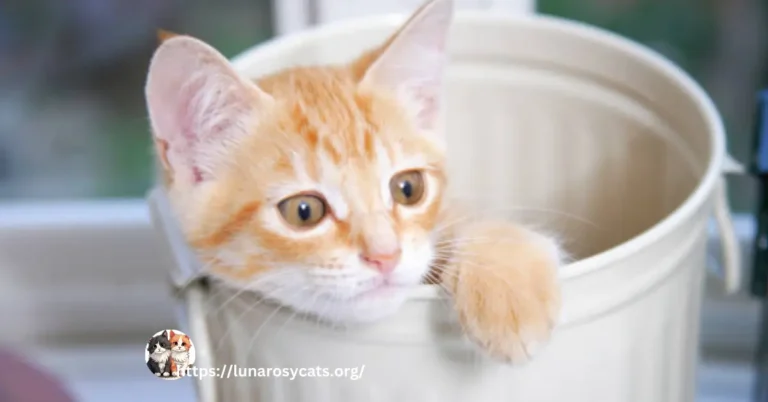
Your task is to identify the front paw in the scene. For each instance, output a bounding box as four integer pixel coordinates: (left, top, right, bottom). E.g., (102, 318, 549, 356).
(442, 222, 562, 364)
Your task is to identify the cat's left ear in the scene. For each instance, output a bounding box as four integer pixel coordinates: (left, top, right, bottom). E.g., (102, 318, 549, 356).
(358, 0, 453, 132)
(145, 35, 274, 187)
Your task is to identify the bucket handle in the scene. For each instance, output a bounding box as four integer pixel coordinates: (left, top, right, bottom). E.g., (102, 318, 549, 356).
(714, 154, 745, 294)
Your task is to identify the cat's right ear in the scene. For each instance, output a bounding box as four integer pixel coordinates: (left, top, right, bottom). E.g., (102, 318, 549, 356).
(355, 0, 453, 133)
(145, 35, 274, 188)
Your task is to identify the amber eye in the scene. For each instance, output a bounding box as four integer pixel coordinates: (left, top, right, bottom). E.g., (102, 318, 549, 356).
(389, 170, 426, 206)
(278, 194, 327, 228)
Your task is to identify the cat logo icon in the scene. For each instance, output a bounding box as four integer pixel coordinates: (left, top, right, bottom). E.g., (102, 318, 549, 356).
(144, 329, 196, 379)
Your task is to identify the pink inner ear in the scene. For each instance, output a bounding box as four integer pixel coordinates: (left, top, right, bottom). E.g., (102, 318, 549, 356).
(175, 79, 205, 184)
(360, 1, 450, 132)
(169, 75, 238, 184)
(148, 37, 272, 186)
(416, 87, 439, 129)
(191, 167, 204, 183)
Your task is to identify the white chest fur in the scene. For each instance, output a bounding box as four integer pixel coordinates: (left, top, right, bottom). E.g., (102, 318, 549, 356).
(172, 350, 189, 366)
(151, 351, 170, 370)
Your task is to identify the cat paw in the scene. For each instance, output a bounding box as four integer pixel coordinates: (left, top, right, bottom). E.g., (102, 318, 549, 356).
(155, 372, 161, 377)
(162, 372, 170, 377)
(442, 221, 562, 364)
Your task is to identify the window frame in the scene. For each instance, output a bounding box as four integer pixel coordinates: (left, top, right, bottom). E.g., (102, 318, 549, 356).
(270, 0, 536, 35)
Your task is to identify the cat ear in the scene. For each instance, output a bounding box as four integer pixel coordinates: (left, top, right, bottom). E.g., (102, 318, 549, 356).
(157, 29, 179, 43)
(146, 35, 274, 187)
(358, 0, 453, 132)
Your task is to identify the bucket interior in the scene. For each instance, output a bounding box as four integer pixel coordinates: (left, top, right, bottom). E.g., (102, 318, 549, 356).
(440, 49, 705, 261)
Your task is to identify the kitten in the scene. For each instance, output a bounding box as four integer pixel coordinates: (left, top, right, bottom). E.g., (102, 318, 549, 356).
(169, 330, 192, 377)
(145, 0, 561, 363)
(146, 330, 173, 377)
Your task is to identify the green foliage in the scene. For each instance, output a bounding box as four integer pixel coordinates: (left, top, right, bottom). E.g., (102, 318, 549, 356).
(538, 0, 717, 73)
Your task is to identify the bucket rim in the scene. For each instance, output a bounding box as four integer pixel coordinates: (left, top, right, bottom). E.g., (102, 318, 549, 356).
(229, 11, 726, 298)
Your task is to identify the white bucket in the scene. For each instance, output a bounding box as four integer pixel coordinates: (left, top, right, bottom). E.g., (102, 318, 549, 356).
(148, 11, 743, 402)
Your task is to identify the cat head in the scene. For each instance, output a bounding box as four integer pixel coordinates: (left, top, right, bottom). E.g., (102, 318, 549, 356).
(145, 0, 454, 323)
(169, 331, 192, 352)
(148, 333, 170, 354)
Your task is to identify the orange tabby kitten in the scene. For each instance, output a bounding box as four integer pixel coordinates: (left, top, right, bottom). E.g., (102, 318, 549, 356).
(146, 0, 561, 363)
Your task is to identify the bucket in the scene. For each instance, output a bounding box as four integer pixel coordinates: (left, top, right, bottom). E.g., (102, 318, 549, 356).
(148, 11, 743, 402)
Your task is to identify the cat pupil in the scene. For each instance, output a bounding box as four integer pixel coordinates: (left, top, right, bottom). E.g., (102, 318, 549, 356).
(298, 202, 311, 221)
(400, 181, 413, 198)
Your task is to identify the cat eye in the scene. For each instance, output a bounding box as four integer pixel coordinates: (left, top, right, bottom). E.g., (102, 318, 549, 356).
(390, 170, 426, 206)
(278, 194, 327, 228)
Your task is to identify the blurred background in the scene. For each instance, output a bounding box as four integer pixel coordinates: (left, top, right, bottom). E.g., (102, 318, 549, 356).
(0, 0, 766, 401)
(0, 0, 274, 199)
(0, 0, 764, 210)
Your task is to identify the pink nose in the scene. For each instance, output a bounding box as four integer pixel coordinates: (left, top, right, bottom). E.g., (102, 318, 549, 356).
(361, 250, 401, 274)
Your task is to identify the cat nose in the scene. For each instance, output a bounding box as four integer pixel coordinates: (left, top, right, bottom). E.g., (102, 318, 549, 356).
(360, 250, 401, 274)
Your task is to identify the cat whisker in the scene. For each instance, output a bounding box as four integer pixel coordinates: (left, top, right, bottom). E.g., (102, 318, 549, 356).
(433, 235, 527, 248)
(422, 271, 455, 310)
(205, 269, 302, 317)
(444, 257, 520, 291)
(310, 298, 330, 331)
(212, 284, 310, 352)
(244, 295, 295, 359)
(437, 202, 605, 232)
(431, 206, 602, 256)
(273, 287, 319, 337)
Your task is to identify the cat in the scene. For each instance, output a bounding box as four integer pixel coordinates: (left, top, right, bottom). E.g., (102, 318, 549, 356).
(168, 330, 193, 377)
(145, 0, 562, 363)
(146, 330, 173, 377)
